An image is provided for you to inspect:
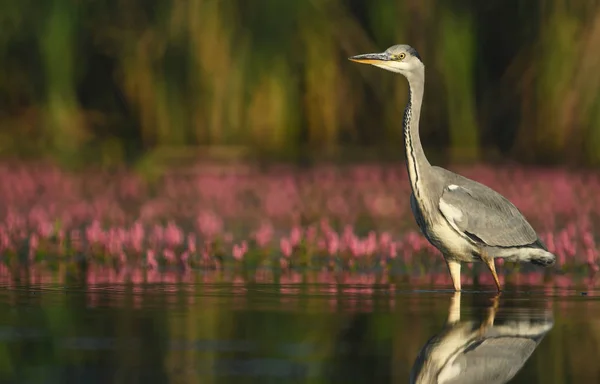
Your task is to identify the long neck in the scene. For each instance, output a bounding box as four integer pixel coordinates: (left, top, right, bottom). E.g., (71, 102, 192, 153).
(403, 70, 430, 201)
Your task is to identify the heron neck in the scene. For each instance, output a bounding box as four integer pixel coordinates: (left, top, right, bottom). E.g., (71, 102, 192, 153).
(404, 71, 430, 200)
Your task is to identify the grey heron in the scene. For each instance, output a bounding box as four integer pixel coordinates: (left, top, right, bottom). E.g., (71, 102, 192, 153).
(349, 45, 556, 291)
(410, 293, 554, 383)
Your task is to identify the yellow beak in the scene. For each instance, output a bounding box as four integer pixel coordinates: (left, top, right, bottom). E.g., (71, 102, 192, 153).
(348, 52, 391, 64)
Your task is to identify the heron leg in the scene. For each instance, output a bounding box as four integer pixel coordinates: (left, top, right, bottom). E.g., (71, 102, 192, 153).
(446, 259, 461, 291)
(448, 292, 461, 324)
(478, 294, 500, 336)
(485, 294, 500, 326)
(481, 251, 502, 292)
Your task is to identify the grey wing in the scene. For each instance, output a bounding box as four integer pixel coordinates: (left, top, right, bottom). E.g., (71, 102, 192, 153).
(438, 178, 538, 247)
(443, 337, 538, 384)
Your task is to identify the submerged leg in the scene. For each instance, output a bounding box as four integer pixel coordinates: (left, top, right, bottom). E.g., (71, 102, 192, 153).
(446, 259, 461, 291)
(448, 292, 461, 324)
(481, 251, 501, 292)
(485, 294, 500, 326)
(479, 293, 501, 336)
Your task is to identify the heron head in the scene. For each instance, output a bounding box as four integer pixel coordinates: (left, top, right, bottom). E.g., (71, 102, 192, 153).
(349, 44, 423, 76)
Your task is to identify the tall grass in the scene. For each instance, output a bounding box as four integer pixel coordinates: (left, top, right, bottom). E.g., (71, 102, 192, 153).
(1, 0, 600, 166)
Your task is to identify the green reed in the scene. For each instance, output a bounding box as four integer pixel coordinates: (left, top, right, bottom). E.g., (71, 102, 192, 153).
(1, 0, 600, 167)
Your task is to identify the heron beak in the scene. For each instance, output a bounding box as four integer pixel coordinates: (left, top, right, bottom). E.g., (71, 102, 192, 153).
(348, 52, 391, 65)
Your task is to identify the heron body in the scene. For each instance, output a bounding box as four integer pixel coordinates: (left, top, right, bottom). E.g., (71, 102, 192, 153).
(349, 45, 556, 291)
(410, 293, 554, 383)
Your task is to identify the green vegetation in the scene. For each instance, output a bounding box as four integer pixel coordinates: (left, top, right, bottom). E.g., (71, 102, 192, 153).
(2, 0, 600, 167)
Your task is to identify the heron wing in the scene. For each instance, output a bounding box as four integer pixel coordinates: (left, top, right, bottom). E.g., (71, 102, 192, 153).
(438, 182, 538, 247)
(440, 337, 537, 384)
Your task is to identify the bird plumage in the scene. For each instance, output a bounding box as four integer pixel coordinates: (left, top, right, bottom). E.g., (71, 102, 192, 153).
(349, 44, 556, 291)
(434, 167, 539, 247)
(410, 294, 553, 384)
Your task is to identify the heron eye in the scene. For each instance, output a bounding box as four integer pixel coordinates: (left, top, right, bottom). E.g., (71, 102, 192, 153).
(397, 53, 406, 60)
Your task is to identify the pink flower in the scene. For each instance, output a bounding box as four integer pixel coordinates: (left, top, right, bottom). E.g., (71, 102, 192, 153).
(146, 250, 158, 269)
(327, 235, 339, 255)
(280, 238, 293, 257)
(290, 227, 302, 246)
(187, 233, 197, 253)
(389, 243, 397, 259)
(164, 221, 183, 247)
(181, 251, 190, 265)
(233, 241, 248, 261)
(197, 211, 223, 239)
(163, 249, 176, 263)
(254, 222, 273, 247)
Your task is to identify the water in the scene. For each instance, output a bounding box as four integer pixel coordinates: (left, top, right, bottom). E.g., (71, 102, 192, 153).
(0, 272, 598, 383)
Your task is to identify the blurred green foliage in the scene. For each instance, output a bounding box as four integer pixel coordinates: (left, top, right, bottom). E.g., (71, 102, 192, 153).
(1, 0, 600, 167)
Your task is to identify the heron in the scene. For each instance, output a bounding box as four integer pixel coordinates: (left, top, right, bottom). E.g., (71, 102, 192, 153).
(349, 45, 556, 291)
(410, 293, 554, 383)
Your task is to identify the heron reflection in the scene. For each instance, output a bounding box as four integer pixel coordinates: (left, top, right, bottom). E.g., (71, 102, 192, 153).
(410, 293, 553, 384)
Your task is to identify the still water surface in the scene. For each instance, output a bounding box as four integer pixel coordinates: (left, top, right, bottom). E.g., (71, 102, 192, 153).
(0, 273, 598, 383)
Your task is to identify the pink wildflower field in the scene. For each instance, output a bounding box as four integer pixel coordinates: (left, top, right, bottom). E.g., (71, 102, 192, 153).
(0, 162, 599, 287)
